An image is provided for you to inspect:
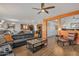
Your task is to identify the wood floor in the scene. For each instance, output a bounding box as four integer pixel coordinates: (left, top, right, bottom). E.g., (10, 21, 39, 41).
(13, 37, 79, 56)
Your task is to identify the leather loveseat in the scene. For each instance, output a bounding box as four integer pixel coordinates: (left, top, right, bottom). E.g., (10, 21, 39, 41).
(12, 33, 34, 48)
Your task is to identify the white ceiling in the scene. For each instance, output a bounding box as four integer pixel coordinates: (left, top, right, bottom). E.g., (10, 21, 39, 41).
(0, 3, 79, 24)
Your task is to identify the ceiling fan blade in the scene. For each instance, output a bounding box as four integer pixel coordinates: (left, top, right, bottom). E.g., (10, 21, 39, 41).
(41, 3, 44, 8)
(44, 6, 55, 9)
(45, 10, 49, 14)
(37, 11, 41, 14)
(32, 8, 40, 10)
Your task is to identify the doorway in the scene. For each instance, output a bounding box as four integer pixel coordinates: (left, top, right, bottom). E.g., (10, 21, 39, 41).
(47, 20, 58, 38)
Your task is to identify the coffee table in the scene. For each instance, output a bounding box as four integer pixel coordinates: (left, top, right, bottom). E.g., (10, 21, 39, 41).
(26, 39, 46, 52)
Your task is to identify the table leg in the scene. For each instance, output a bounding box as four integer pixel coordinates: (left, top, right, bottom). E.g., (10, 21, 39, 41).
(32, 44, 35, 53)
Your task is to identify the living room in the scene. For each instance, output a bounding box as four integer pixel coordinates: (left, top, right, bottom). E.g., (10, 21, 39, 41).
(0, 3, 79, 56)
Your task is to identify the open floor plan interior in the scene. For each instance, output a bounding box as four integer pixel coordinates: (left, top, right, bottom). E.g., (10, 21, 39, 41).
(0, 3, 79, 56)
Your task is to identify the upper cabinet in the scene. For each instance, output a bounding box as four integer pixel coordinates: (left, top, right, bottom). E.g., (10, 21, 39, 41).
(61, 16, 79, 30)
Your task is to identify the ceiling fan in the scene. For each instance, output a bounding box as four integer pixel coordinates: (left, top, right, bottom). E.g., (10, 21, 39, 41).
(32, 3, 55, 14)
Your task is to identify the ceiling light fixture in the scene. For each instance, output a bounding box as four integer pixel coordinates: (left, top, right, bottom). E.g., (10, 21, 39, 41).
(58, 28, 61, 30)
(6, 19, 19, 22)
(41, 9, 45, 12)
(32, 3, 55, 14)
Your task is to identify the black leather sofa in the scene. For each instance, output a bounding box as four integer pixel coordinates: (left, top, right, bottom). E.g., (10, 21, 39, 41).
(12, 33, 34, 48)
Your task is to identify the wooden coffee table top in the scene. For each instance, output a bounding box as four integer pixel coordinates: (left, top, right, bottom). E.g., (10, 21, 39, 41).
(27, 39, 43, 44)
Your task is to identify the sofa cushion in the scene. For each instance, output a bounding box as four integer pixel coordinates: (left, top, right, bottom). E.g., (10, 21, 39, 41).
(13, 39, 27, 43)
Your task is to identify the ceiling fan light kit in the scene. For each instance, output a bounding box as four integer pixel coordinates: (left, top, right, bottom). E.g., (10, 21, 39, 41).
(41, 9, 45, 12)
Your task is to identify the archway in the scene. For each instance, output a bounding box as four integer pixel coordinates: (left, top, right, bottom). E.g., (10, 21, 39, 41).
(42, 10, 79, 44)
